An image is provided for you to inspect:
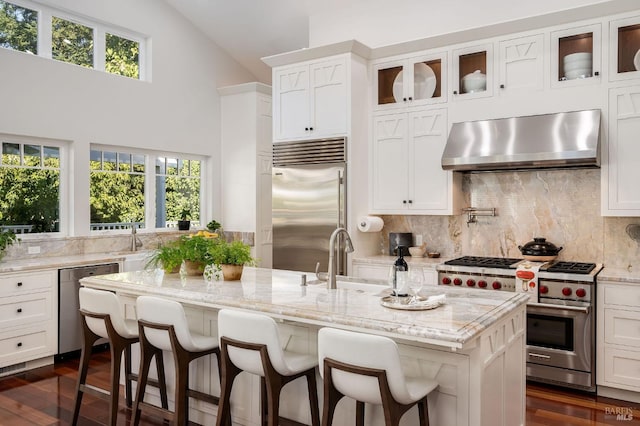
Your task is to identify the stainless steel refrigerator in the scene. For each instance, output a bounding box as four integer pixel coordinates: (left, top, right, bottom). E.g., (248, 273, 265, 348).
(272, 138, 347, 274)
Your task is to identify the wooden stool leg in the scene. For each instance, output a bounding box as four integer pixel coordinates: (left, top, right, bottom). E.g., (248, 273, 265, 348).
(418, 399, 429, 426)
(260, 377, 268, 426)
(264, 375, 282, 426)
(356, 401, 365, 426)
(154, 349, 169, 409)
(71, 317, 100, 426)
(124, 345, 133, 408)
(132, 343, 156, 426)
(108, 340, 127, 426)
(173, 347, 190, 426)
(216, 348, 241, 426)
(322, 363, 344, 426)
(306, 369, 320, 426)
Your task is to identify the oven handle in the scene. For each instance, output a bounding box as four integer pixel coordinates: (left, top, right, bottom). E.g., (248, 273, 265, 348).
(528, 302, 590, 314)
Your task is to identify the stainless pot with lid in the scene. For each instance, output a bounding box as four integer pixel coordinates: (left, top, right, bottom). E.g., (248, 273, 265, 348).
(518, 237, 563, 261)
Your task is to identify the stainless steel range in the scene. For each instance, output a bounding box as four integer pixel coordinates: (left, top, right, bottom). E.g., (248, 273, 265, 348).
(436, 256, 603, 392)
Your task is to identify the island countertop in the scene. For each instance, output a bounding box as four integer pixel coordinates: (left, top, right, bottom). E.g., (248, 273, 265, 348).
(80, 267, 528, 349)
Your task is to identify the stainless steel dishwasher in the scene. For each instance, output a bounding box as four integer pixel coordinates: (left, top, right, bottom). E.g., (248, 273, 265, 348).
(57, 263, 120, 360)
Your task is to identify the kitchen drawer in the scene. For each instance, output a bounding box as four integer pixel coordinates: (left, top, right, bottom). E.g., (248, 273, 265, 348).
(0, 270, 56, 297)
(0, 292, 52, 331)
(605, 308, 640, 348)
(0, 323, 55, 368)
(602, 284, 640, 308)
(603, 346, 640, 391)
(352, 263, 390, 281)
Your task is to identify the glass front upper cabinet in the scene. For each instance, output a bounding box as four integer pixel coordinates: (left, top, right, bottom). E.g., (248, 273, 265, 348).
(373, 52, 447, 109)
(551, 24, 601, 88)
(610, 16, 640, 82)
(452, 43, 493, 100)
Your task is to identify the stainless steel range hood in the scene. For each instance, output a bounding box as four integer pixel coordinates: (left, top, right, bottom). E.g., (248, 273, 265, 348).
(441, 109, 601, 172)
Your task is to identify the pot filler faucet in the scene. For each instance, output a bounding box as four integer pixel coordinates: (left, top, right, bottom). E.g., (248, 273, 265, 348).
(319, 227, 355, 290)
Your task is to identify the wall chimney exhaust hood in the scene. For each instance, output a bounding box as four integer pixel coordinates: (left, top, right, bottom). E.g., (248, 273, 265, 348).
(441, 109, 601, 172)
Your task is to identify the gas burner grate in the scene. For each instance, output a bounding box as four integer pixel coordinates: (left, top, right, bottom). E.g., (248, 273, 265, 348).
(444, 256, 523, 269)
(544, 262, 596, 274)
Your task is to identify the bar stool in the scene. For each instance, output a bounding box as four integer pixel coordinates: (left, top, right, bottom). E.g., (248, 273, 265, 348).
(72, 287, 168, 426)
(317, 327, 439, 426)
(132, 295, 223, 426)
(216, 309, 320, 426)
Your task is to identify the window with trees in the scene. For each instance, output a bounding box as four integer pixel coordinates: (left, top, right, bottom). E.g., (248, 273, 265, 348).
(156, 157, 201, 229)
(0, 139, 61, 234)
(0, 0, 145, 80)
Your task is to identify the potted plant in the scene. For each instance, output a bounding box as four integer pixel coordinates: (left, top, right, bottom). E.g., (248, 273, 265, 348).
(0, 228, 18, 261)
(209, 239, 256, 281)
(177, 208, 191, 231)
(146, 241, 183, 273)
(180, 234, 215, 275)
(206, 219, 222, 233)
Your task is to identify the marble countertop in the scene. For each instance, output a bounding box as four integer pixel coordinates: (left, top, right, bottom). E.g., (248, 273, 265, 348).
(0, 251, 151, 273)
(598, 266, 640, 284)
(80, 267, 528, 349)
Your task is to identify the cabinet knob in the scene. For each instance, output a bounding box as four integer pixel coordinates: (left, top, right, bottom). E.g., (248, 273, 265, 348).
(309, 127, 313, 131)
(304, 127, 309, 131)
(500, 84, 505, 89)
(402, 200, 407, 204)
(408, 200, 413, 204)
(17, 342, 22, 347)
(403, 97, 407, 102)
(17, 282, 22, 287)
(453, 90, 458, 95)
(594, 71, 599, 76)
(408, 97, 413, 101)
(17, 308, 22, 313)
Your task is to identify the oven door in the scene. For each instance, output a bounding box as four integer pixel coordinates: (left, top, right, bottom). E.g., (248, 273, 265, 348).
(526, 302, 592, 372)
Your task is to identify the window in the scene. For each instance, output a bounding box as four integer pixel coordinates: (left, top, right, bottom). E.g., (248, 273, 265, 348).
(89, 149, 203, 232)
(156, 157, 201, 228)
(0, 140, 61, 233)
(90, 149, 145, 230)
(0, 0, 37, 54)
(51, 16, 93, 68)
(0, 0, 147, 80)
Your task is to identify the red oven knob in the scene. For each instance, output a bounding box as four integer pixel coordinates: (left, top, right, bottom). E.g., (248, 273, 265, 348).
(466, 279, 476, 287)
(576, 288, 586, 298)
(562, 287, 572, 296)
(453, 278, 463, 286)
(539, 285, 549, 294)
(492, 281, 502, 290)
(441, 277, 451, 285)
(516, 270, 535, 280)
(478, 280, 488, 288)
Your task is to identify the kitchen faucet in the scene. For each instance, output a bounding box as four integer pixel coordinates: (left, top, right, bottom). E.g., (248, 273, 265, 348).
(130, 223, 142, 251)
(326, 227, 354, 290)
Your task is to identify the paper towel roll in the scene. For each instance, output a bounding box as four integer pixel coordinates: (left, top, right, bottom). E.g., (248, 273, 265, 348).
(357, 216, 384, 233)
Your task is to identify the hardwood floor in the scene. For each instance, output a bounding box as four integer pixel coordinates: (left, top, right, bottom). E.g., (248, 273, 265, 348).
(0, 350, 639, 425)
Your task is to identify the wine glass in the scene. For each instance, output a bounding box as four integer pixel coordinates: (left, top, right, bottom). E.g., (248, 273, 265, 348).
(408, 268, 425, 304)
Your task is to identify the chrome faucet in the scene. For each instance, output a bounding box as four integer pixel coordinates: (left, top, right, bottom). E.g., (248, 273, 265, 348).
(327, 227, 354, 290)
(130, 223, 142, 251)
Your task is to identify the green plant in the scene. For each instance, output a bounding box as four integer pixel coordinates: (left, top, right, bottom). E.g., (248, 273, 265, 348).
(146, 241, 183, 273)
(0, 229, 18, 261)
(180, 208, 191, 221)
(206, 219, 221, 232)
(209, 240, 256, 266)
(179, 234, 215, 264)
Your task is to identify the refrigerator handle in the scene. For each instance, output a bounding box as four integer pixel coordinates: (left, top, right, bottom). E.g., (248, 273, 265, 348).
(337, 169, 344, 275)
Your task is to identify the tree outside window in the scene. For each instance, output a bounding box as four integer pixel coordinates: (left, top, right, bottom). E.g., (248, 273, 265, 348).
(51, 16, 93, 68)
(0, 0, 37, 54)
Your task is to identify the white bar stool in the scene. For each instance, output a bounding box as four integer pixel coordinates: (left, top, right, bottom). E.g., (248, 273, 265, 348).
(317, 327, 439, 426)
(216, 309, 320, 426)
(72, 287, 168, 426)
(132, 295, 223, 426)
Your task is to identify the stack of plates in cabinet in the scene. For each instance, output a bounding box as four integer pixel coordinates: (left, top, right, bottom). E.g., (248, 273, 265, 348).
(563, 52, 592, 80)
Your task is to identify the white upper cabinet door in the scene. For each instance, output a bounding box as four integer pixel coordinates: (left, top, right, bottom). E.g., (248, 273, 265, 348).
(408, 108, 451, 212)
(273, 57, 348, 142)
(603, 85, 640, 215)
(371, 113, 409, 211)
(452, 43, 494, 100)
(498, 34, 545, 95)
(310, 58, 348, 138)
(609, 15, 640, 82)
(273, 64, 310, 141)
(551, 23, 602, 89)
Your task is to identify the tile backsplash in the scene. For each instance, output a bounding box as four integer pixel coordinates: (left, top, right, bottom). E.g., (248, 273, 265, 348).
(378, 169, 640, 270)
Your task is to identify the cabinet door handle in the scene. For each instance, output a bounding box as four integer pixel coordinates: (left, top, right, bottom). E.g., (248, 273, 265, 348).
(17, 282, 23, 287)
(17, 308, 22, 313)
(594, 71, 599, 76)
(500, 84, 505, 89)
(403, 97, 407, 102)
(408, 200, 413, 204)
(309, 127, 313, 131)
(304, 127, 309, 131)
(402, 200, 407, 204)
(17, 342, 22, 348)
(453, 90, 458, 95)
(408, 97, 413, 101)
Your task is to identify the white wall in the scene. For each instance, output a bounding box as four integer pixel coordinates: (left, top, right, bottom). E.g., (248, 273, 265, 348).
(308, 0, 613, 48)
(0, 0, 256, 235)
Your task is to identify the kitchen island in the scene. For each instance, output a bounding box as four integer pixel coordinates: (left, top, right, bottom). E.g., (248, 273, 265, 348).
(81, 267, 527, 426)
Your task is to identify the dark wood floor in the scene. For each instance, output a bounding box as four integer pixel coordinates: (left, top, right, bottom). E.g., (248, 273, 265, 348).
(1, 350, 640, 425)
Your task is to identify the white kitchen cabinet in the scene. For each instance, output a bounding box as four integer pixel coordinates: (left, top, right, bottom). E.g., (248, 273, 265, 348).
(272, 56, 347, 142)
(550, 23, 602, 89)
(372, 51, 447, 110)
(219, 83, 273, 267)
(497, 34, 545, 95)
(602, 85, 640, 215)
(0, 269, 57, 374)
(597, 280, 640, 402)
(451, 43, 494, 100)
(609, 15, 640, 82)
(371, 108, 461, 214)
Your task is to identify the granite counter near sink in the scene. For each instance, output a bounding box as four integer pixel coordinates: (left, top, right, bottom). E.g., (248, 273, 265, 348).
(0, 251, 153, 273)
